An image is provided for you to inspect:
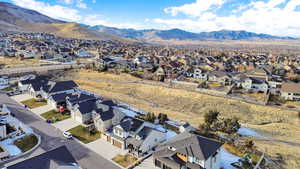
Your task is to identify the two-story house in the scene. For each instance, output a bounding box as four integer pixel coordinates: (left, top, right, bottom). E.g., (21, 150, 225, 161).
(153, 132, 223, 169)
(241, 77, 269, 93)
(281, 82, 300, 101)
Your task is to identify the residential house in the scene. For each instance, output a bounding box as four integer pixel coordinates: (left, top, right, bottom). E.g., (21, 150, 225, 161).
(92, 100, 126, 132)
(18, 76, 48, 91)
(5, 146, 81, 169)
(70, 99, 99, 124)
(126, 125, 167, 157)
(0, 122, 6, 139)
(208, 71, 233, 86)
(153, 132, 223, 169)
(40, 80, 78, 98)
(0, 76, 9, 86)
(281, 82, 300, 101)
(241, 77, 269, 93)
(75, 48, 94, 58)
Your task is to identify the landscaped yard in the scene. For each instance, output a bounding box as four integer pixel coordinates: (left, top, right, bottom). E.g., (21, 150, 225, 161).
(112, 154, 138, 168)
(41, 110, 70, 122)
(68, 125, 100, 144)
(21, 98, 47, 109)
(223, 143, 260, 164)
(14, 134, 38, 153)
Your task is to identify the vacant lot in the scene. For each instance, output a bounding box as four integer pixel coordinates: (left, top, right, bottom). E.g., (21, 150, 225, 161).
(70, 70, 300, 169)
(112, 154, 137, 168)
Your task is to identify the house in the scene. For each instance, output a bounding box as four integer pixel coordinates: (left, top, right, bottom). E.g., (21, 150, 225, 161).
(185, 68, 207, 80)
(92, 100, 126, 132)
(241, 77, 269, 93)
(153, 132, 223, 169)
(70, 99, 100, 124)
(5, 146, 81, 169)
(0, 76, 9, 86)
(48, 91, 96, 109)
(75, 48, 94, 58)
(18, 76, 48, 92)
(281, 82, 300, 101)
(40, 80, 78, 98)
(126, 125, 167, 157)
(208, 71, 232, 85)
(105, 117, 145, 149)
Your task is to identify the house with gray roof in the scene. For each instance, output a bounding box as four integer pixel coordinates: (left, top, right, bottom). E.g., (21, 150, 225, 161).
(153, 132, 223, 169)
(5, 145, 80, 169)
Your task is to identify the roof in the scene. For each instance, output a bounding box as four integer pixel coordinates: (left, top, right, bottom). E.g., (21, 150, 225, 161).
(7, 146, 79, 169)
(43, 81, 78, 94)
(77, 100, 97, 115)
(154, 132, 223, 161)
(281, 82, 300, 93)
(20, 76, 48, 85)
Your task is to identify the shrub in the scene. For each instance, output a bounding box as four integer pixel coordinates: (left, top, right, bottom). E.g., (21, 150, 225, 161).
(204, 110, 219, 126)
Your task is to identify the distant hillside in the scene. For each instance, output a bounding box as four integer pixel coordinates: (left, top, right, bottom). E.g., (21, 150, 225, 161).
(90, 25, 298, 42)
(0, 2, 134, 42)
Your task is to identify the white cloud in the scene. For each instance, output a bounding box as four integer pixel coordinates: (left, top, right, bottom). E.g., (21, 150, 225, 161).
(156, 0, 300, 37)
(12, 0, 81, 21)
(61, 0, 73, 4)
(164, 0, 227, 17)
(76, 0, 87, 9)
(92, 0, 96, 3)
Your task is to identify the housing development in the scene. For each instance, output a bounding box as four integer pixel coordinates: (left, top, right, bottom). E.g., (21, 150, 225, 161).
(0, 1, 300, 169)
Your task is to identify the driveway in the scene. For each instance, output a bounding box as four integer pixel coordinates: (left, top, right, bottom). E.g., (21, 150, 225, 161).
(53, 118, 81, 131)
(10, 93, 33, 102)
(133, 156, 157, 169)
(86, 138, 127, 160)
(31, 104, 54, 116)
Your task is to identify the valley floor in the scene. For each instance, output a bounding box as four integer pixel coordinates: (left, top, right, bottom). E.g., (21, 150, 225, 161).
(67, 69, 300, 169)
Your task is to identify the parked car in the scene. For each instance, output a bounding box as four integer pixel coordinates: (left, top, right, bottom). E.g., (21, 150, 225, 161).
(63, 131, 72, 139)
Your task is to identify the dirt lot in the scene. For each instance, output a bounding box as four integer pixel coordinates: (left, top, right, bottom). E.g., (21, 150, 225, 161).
(69, 69, 299, 169)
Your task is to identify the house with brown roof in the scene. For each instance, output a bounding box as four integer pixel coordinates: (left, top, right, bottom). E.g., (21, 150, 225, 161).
(153, 132, 223, 169)
(281, 82, 300, 101)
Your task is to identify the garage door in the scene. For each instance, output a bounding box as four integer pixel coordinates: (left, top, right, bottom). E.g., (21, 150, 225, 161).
(75, 116, 82, 123)
(112, 139, 122, 149)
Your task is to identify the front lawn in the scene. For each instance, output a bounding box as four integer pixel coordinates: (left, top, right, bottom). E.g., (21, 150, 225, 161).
(68, 125, 100, 144)
(41, 110, 70, 123)
(14, 134, 38, 153)
(21, 98, 47, 109)
(112, 154, 138, 168)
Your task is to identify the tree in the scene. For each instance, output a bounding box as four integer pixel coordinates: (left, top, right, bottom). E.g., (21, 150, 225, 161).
(204, 110, 219, 126)
(144, 112, 156, 123)
(219, 117, 241, 134)
(243, 139, 255, 152)
(158, 113, 168, 124)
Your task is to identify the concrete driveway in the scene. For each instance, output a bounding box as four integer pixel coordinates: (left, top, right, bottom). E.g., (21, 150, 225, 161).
(10, 94, 33, 102)
(31, 104, 54, 116)
(133, 156, 157, 169)
(86, 138, 127, 160)
(53, 118, 81, 131)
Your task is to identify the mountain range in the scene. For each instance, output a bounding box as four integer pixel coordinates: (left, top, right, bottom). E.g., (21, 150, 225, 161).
(0, 2, 298, 43)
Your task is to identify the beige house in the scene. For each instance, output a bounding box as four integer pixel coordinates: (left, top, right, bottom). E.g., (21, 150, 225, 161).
(281, 82, 300, 101)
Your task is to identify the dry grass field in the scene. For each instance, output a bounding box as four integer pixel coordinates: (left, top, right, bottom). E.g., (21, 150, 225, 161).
(70, 69, 300, 169)
(0, 58, 48, 68)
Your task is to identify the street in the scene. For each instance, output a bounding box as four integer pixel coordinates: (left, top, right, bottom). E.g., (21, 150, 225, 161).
(0, 92, 120, 169)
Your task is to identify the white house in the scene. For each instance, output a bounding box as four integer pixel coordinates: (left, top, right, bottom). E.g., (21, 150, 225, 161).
(281, 82, 300, 101)
(242, 77, 269, 93)
(0, 76, 9, 87)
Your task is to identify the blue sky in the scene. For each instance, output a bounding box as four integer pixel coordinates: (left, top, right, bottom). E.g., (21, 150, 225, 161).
(3, 0, 300, 37)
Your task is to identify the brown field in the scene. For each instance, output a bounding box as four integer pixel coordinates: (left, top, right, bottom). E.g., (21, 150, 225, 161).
(0, 58, 48, 68)
(70, 69, 300, 169)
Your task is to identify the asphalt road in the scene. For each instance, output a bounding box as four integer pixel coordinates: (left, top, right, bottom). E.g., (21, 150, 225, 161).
(0, 92, 120, 169)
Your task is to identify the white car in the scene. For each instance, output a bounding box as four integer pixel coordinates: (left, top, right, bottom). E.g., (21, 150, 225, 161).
(63, 131, 73, 139)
